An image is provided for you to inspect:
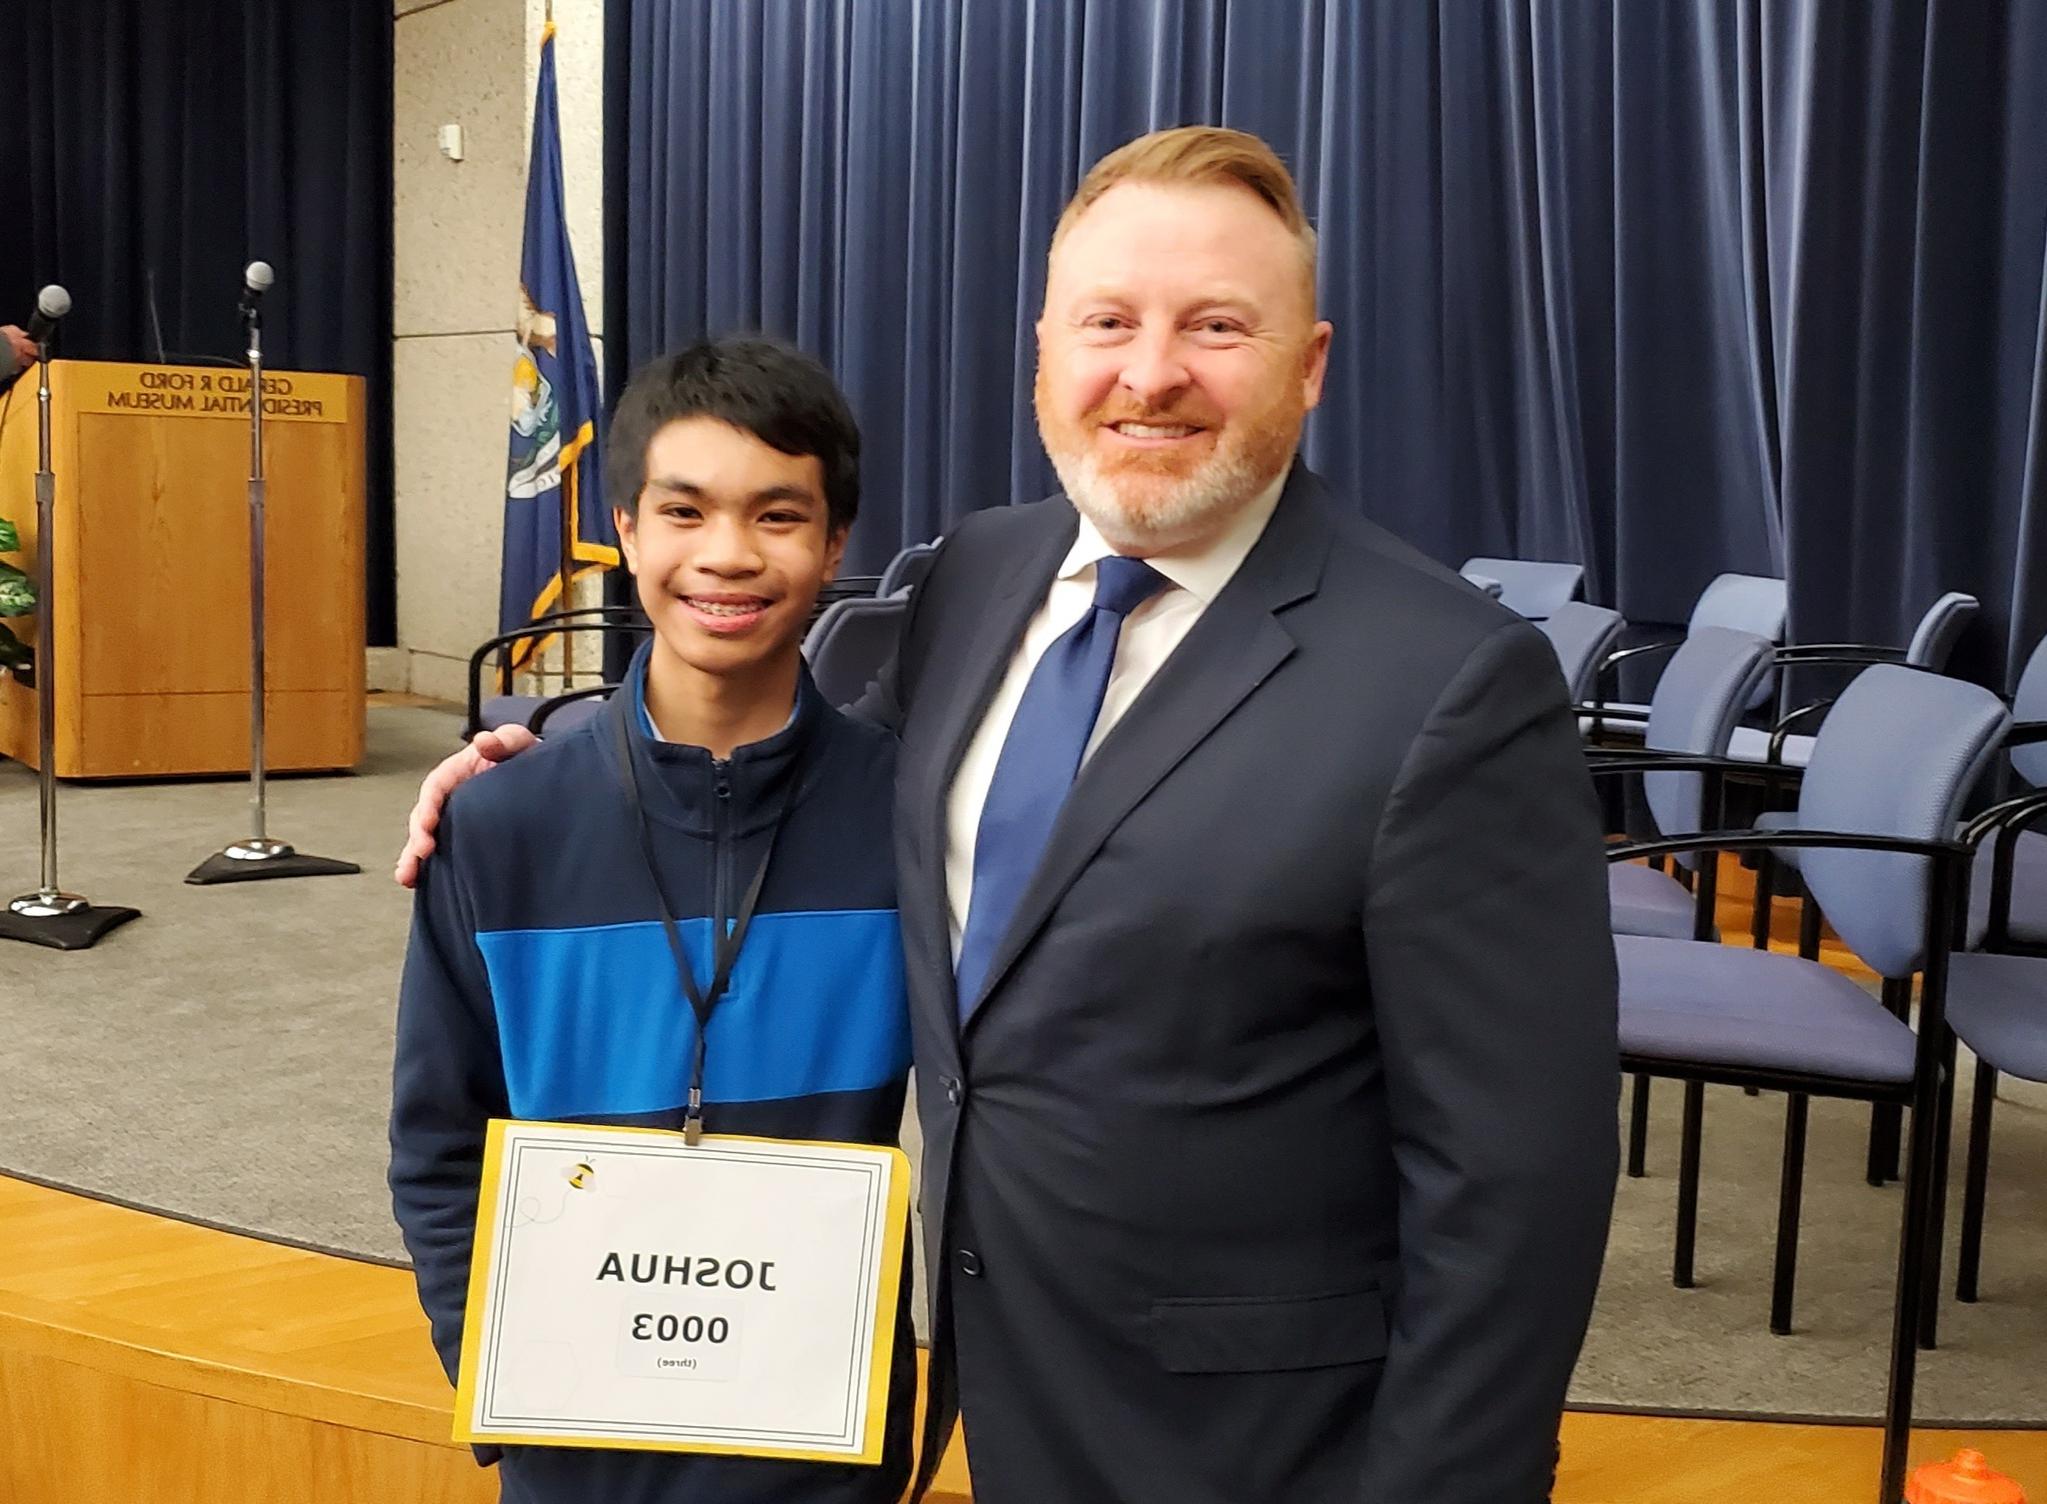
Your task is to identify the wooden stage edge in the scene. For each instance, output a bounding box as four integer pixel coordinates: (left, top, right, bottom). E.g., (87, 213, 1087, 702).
(2, 1175, 2043, 1504)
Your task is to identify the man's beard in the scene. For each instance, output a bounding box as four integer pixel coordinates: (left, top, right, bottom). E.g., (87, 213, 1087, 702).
(1035, 376, 1303, 553)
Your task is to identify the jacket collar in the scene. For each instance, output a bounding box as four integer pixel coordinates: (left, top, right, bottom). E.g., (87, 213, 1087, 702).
(607, 638, 825, 836)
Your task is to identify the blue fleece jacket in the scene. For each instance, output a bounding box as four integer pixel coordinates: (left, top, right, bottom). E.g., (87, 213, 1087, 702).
(389, 642, 915, 1504)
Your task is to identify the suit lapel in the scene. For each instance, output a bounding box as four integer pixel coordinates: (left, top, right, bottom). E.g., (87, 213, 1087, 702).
(962, 468, 1335, 1027)
(913, 504, 1077, 1035)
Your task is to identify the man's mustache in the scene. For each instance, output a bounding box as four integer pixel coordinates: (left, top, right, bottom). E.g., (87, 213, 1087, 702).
(1081, 402, 1222, 428)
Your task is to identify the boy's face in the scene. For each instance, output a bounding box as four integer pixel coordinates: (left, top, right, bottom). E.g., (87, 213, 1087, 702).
(617, 416, 846, 685)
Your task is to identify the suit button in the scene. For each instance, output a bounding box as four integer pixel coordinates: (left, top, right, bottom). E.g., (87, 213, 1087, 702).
(943, 1076, 964, 1106)
(956, 1248, 982, 1278)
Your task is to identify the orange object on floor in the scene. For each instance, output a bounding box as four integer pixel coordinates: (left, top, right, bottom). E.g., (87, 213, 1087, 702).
(1907, 1449, 2028, 1503)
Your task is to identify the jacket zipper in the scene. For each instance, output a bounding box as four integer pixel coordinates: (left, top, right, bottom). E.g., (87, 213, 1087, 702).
(712, 757, 734, 939)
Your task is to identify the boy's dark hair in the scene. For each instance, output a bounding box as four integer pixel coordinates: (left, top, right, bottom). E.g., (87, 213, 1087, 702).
(606, 335, 860, 533)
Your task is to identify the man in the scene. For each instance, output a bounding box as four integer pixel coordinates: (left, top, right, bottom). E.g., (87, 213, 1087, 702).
(403, 127, 1618, 1502)
(390, 337, 916, 1503)
(0, 324, 37, 387)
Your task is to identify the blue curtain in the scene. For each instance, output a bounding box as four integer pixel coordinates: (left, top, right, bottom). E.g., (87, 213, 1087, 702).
(615, 0, 2047, 684)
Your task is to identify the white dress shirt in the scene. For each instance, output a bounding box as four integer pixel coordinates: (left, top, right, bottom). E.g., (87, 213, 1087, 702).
(944, 473, 1288, 959)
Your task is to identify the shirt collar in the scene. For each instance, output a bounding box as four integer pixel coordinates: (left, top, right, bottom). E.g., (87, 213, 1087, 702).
(1056, 467, 1289, 605)
(634, 655, 800, 745)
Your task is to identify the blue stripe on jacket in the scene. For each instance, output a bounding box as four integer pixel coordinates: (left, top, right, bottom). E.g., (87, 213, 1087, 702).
(476, 907, 910, 1120)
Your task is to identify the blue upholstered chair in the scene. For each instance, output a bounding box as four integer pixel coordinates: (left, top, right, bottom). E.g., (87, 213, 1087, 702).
(1594, 666, 2010, 1504)
(1457, 556, 1581, 619)
(803, 593, 909, 708)
(1960, 633, 2047, 951)
(1539, 602, 1625, 704)
(879, 541, 940, 598)
(1594, 572, 1788, 722)
(1948, 784, 2047, 1313)
(1598, 628, 1775, 942)
(1727, 591, 1981, 769)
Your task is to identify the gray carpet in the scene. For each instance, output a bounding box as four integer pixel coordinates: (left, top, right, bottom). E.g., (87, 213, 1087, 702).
(4, 705, 2045, 1423)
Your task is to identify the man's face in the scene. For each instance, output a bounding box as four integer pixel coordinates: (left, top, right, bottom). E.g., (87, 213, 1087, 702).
(1035, 180, 1333, 553)
(617, 416, 845, 685)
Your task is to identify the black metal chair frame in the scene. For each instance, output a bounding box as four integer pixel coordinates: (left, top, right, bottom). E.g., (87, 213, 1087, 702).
(463, 606, 649, 739)
(1592, 774, 1968, 1504)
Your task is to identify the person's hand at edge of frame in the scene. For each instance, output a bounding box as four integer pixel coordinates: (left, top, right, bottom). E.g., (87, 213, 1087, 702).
(3, 325, 38, 372)
(394, 723, 539, 888)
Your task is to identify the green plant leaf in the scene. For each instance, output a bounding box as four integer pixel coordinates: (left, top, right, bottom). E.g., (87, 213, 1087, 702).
(0, 515, 18, 553)
(0, 623, 28, 671)
(0, 560, 32, 617)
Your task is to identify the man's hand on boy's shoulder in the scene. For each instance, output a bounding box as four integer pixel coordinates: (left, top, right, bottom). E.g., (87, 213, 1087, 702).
(395, 724, 540, 888)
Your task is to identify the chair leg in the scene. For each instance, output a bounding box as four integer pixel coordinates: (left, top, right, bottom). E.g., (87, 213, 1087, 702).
(1771, 1093, 1808, 1335)
(1627, 1073, 1651, 1178)
(1675, 1082, 1704, 1289)
(1751, 850, 1776, 950)
(1919, 1032, 1958, 1351)
(1869, 978, 1909, 1186)
(1676, 862, 1694, 893)
(1879, 1087, 1943, 1504)
(1797, 886, 1823, 960)
(1956, 1061, 1997, 1303)
(1648, 852, 1666, 873)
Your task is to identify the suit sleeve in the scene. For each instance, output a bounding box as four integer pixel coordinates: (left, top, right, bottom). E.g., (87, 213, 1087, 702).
(387, 800, 509, 1390)
(1356, 619, 1619, 1501)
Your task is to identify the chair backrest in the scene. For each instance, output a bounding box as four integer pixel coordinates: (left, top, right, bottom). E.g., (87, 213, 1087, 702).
(802, 594, 910, 708)
(1688, 573, 1788, 640)
(2011, 631, 2047, 787)
(879, 542, 939, 597)
(1796, 666, 2011, 979)
(1459, 557, 1582, 620)
(1905, 591, 1980, 670)
(1641, 627, 1774, 864)
(1688, 573, 1787, 710)
(1538, 601, 1626, 703)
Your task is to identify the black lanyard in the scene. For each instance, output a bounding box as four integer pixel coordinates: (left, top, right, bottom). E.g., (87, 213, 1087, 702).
(611, 706, 796, 1144)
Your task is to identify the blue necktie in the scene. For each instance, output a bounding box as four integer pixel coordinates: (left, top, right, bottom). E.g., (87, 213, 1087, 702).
(955, 555, 1169, 1019)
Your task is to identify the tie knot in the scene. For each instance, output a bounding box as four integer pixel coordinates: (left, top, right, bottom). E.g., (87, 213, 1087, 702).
(1091, 555, 1168, 618)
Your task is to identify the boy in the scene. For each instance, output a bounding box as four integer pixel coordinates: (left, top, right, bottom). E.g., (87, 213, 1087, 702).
(388, 336, 915, 1504)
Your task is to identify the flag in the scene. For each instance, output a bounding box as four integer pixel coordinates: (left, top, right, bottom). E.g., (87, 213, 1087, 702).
(500, 20, 617, 670)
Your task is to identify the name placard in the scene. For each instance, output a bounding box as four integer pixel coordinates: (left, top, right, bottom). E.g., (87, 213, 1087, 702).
(453, 1120, 909, 1465)
(69, 363, 352, 423)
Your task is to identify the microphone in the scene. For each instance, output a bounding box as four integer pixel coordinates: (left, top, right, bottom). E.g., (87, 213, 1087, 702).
(238, 260, 275, 319)
(25, 284, 72, 346)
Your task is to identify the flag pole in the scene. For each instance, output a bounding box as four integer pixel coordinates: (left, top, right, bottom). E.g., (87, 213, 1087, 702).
(548, 0, 570, 689)
(560, 462, 575, 686)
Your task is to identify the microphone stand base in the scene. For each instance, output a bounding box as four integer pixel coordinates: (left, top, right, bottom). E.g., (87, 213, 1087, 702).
(0, 900, 142, 951)
(187, 842, 361, 885)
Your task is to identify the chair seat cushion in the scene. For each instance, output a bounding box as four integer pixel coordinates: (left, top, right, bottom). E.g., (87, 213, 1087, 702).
(1727, 726, 1817, 767)
(1608, 862, 1705, 940)
(1946, 952, 2047, 1081)
(1615, 935, 1916, 1084)
(478, 694, 544, 731)
(1967, 828, 2047, 951)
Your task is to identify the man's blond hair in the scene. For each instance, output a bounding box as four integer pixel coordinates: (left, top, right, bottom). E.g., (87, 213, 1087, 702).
(1050, 126, 1318, 295)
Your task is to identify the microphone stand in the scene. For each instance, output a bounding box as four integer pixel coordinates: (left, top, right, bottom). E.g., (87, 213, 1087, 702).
(1, 337, 141, 949)
(187, 291, 357, 885)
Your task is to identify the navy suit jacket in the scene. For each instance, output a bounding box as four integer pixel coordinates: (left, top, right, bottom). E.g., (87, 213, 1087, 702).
(863, 463, 1618, 1504)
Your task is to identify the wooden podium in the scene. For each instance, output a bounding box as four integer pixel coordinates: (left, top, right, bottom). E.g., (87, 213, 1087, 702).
(0, 360, 364, 778)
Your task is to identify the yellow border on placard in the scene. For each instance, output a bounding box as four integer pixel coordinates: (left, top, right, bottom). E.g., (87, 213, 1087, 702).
(451, 1118, 912, 1467)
